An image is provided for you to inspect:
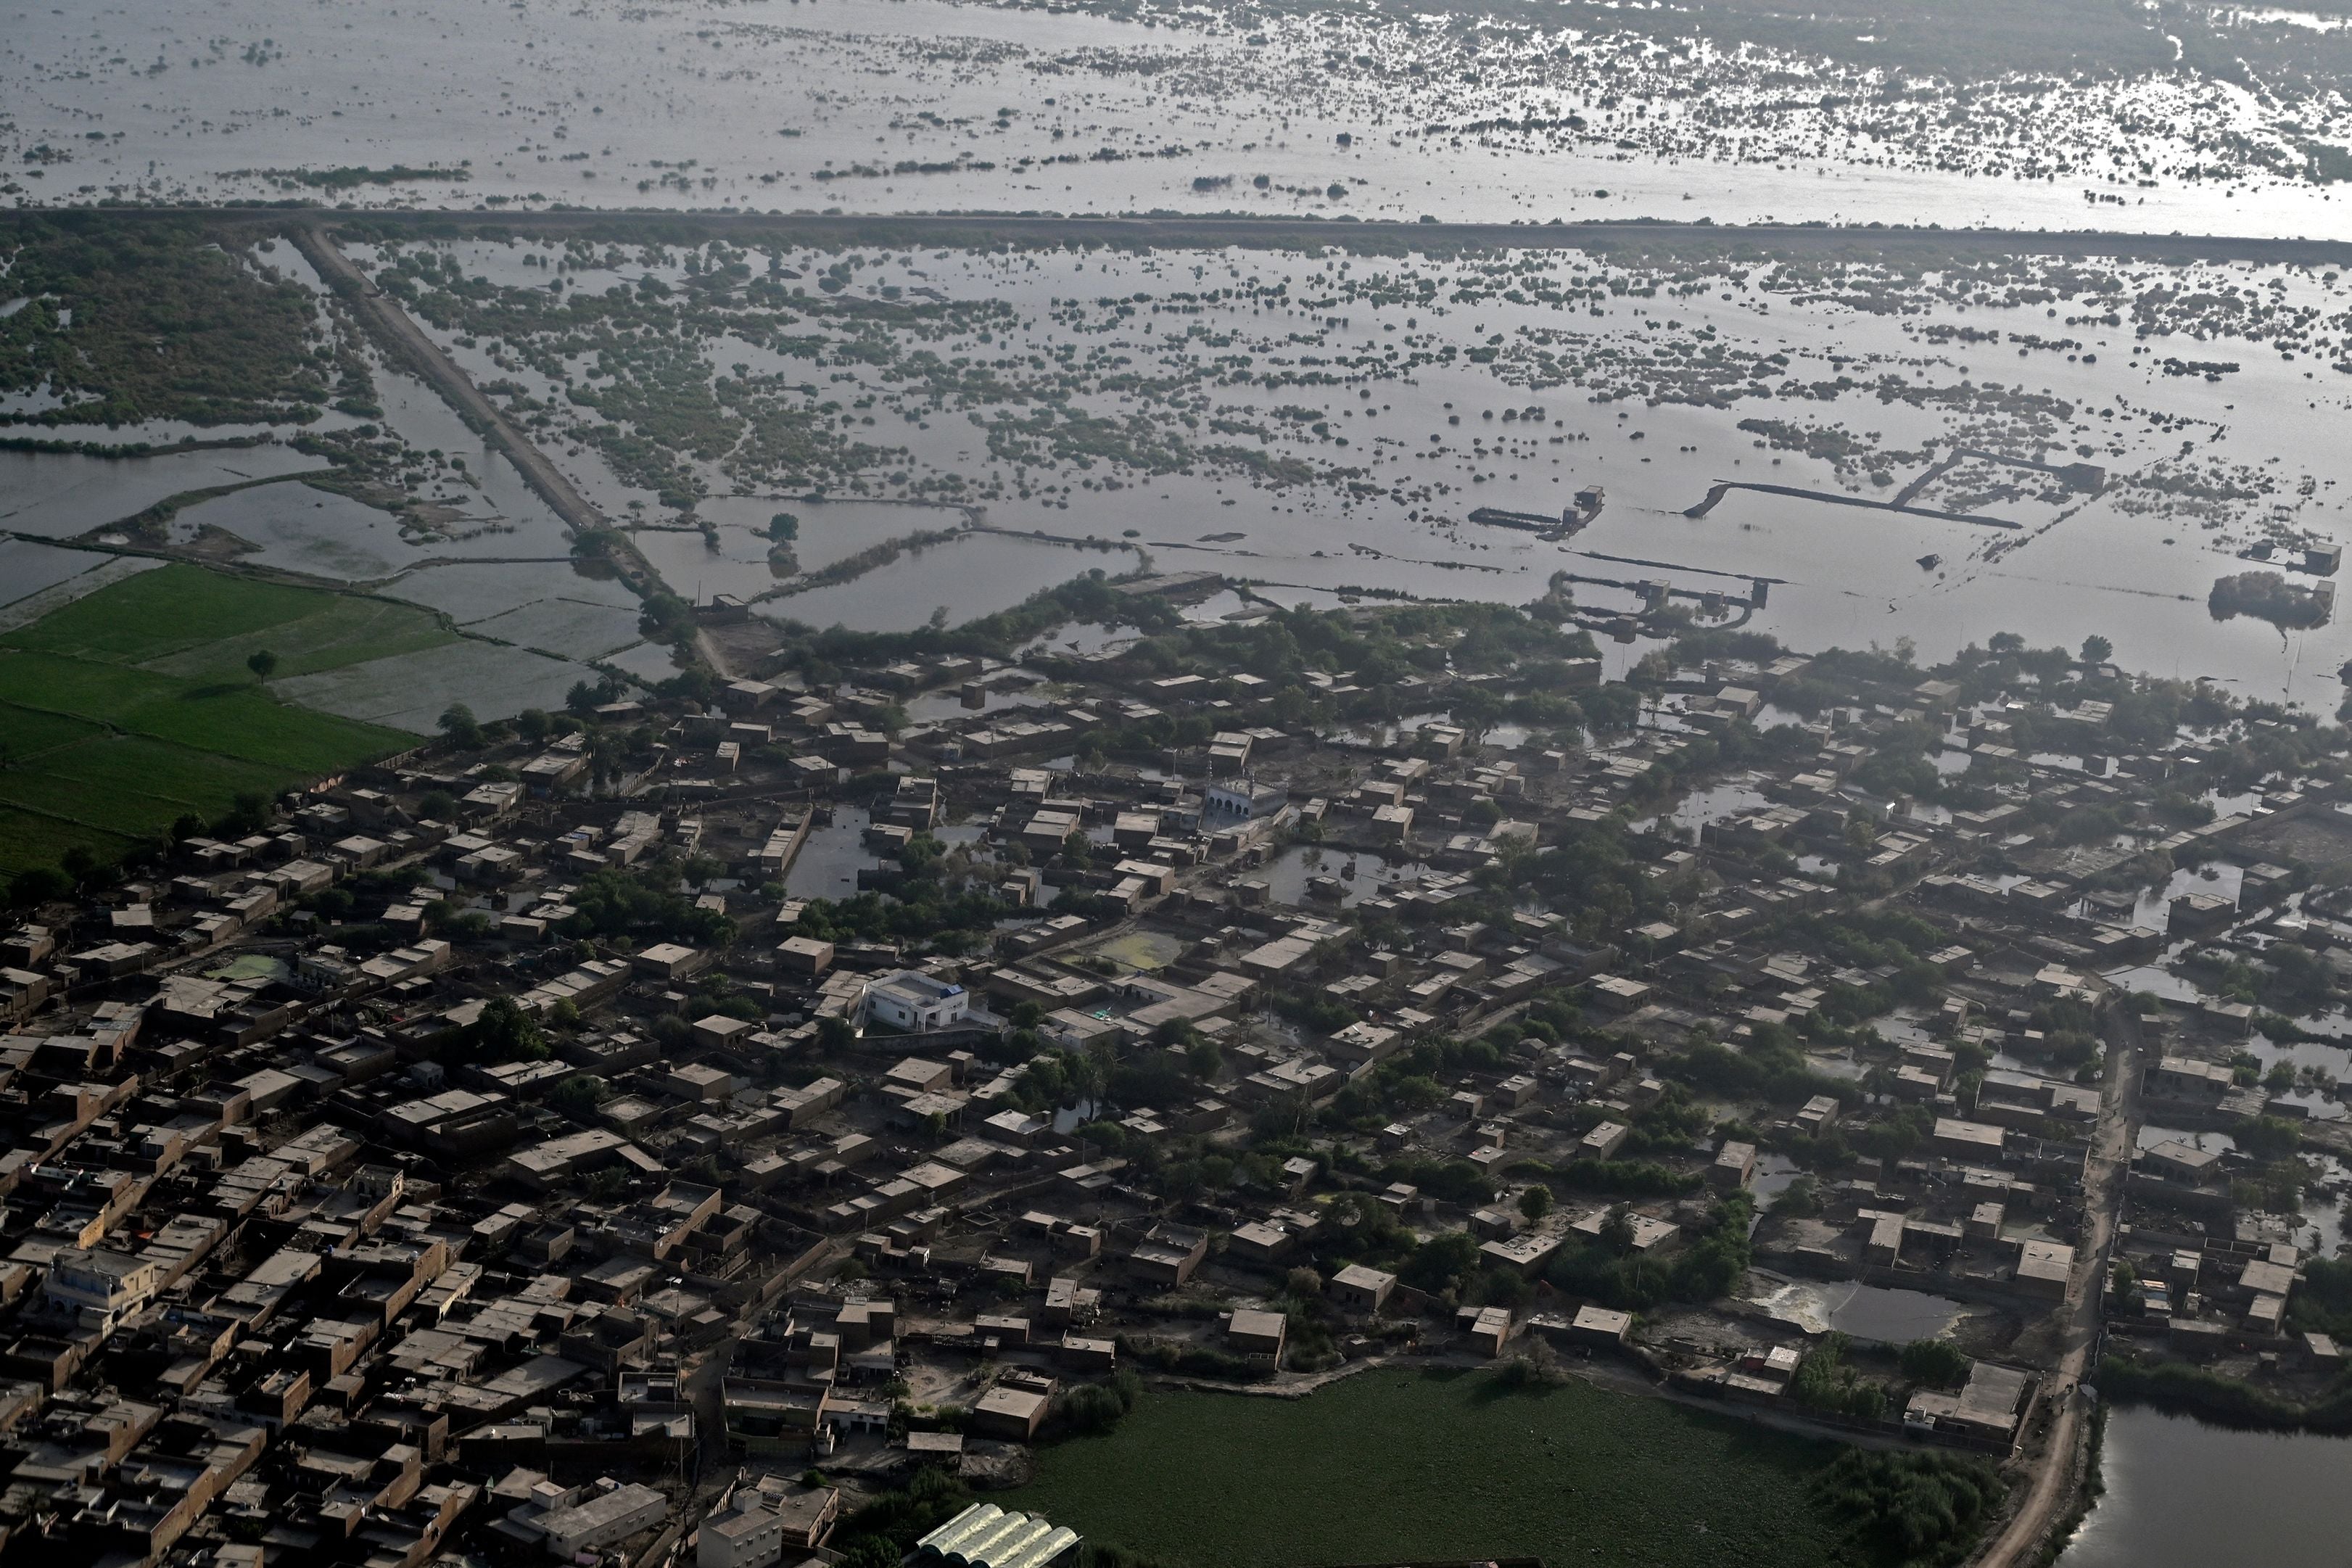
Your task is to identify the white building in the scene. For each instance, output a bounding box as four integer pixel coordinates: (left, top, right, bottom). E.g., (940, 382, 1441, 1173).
(1205, 777, 1287, 819)
(915, 1503, 1081, 1568)
(860, 970, 971, 1033)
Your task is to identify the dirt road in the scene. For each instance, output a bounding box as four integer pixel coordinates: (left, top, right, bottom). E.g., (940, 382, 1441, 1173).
(287, 221, 667, 610)
(1970, 1004, 2147, 1568)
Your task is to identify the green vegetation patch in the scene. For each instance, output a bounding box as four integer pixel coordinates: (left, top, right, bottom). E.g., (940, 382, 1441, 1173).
(0, 564, 428, 889)
(0, 805, 133, 883)
(0, 215, 339, 427)
(7, 562, 453, 678)
(1012, 1369, 1865, 1568)
(0, 705, 107, 762)
(252, 165, 471, 191)
(0, 651, 405, 772)
(0, 733, 291, 836)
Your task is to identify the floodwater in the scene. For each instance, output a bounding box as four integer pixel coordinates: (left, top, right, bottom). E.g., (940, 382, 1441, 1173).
(767, 532, 1139, 633)
(373, 558, 655, 664)
(1745, 1275, 1973, 1345)
(627, 498, 969, 608)
(630, 524, 793, 608)
(2059, 1406, 2352, 1568)
(463, 595, 648, 663)
(363, 363, 575, 558)
(168, 479, 413, 580)
(0, 445, 331, 539)
(903, 682, 1048, 725)
(1089, 928, 1185, 972)
(273, 638, 600, 732)
(17, 0, 2352, 240)
(1264, 845, 1427, 909)
(15, 1, 2352, 674)
(355, 229, 2352, 698)
(783, 806, 875, 899)
(0, 538, 134, 614)
(1640, 776, 1775, 845)
(386, 559, 640, 624)
(603, 639, 687, 681)
(1750, 1152, 1802, 1205)
(744, 499, 975, 575)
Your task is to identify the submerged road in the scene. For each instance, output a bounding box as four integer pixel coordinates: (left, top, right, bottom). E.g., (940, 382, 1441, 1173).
(281, 222, 730, 667)
(17, 205, 2352, 268)
(288, 223, 617, 549)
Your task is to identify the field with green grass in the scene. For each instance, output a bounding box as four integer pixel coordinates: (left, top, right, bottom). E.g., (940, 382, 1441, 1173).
(0, 564, 434, 881)
(5, 562, 453, 679)
(1012, 1369, 1867, 1568)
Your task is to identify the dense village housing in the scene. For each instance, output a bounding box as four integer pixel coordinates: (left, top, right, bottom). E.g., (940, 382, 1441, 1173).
(0, 572, 2348, 1568)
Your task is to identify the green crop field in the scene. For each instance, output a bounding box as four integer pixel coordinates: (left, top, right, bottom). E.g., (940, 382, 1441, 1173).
(1012, 1369, 1862, 1568)
(0, 564, 435, 882)
(0, 807, 134, 882)
(0, 651, 408, 773)
(7, 561, 454, 680)
(0, 735, 292, 835)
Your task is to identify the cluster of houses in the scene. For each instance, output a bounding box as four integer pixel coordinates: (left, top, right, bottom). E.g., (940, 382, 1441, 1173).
(0, 606, 2344, 1564)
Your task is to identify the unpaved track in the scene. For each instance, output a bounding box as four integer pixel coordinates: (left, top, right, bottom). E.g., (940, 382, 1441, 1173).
(1970, 1004, 2146, 1567)
(287, 220, 667, 609)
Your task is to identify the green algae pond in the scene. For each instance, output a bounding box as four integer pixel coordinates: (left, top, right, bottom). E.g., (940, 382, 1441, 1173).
(1009, 1367, 1868, 1568)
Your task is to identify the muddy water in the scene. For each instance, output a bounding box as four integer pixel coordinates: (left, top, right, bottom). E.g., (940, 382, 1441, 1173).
(15, 0, 2352, 238)
(169, 479, 412, 579)
(2059, 1406, 2352, 1568)
(0, 445, 331, 538)
(410, 234, 2352, 693)
(1263, 846, 1428, 909)
(1744, 1275, 1975, 1345)
(767, 532, 1139, 632)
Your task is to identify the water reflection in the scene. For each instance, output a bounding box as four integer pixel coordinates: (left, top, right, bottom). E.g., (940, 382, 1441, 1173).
(1263, 846, 1430, 909)
(2061, 1406, 2352, 1568)
(0, 445, 330, 539)
(1745, 1274, 1971, 1344)
(771, 534, 1139, 633)
(784, 808, 876, 900)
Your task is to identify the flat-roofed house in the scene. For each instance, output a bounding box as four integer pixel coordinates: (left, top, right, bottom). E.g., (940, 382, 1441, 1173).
(1328, 1263, 1396, 1314)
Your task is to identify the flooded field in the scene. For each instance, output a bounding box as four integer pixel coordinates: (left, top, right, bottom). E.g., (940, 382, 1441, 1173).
(165, 480, 414, 580)
(12, 196, 2352, 680)
(770, 532, 1139, 633)
(0, 445, 331, 539)
(0, 540, 153, 623)
(273, 637, 602, 732)
(1264, 844, 1425, 908)
(17, 0, 2352, 239)
(325, 226, 2352, 697)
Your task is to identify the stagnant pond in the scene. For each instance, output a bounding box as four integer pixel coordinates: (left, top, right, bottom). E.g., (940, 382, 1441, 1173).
(2060, 1405, 2352, 1568)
